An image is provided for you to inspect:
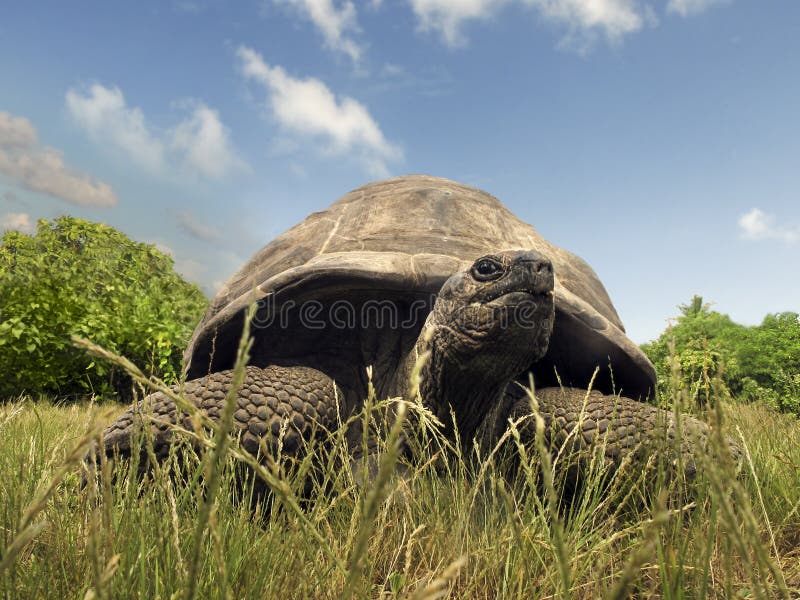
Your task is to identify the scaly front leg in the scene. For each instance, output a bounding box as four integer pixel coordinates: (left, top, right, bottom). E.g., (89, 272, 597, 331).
(101, 365, 347, 468)
(502, 386, 740, 481)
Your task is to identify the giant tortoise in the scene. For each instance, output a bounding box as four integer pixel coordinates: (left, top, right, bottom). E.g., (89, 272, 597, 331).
(100, 175, 727, 483)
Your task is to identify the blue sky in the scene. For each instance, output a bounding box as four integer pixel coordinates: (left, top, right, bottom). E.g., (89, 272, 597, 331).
(1, 1, 798, 343)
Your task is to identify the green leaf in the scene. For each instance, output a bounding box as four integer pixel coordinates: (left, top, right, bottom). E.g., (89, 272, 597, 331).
(0, 215, 208, 399)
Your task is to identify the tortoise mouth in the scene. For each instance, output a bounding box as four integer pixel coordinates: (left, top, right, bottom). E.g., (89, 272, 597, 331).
(485, 288, 554, 307)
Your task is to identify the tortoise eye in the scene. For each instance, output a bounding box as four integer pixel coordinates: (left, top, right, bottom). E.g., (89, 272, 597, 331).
(471, 257, 504, 281)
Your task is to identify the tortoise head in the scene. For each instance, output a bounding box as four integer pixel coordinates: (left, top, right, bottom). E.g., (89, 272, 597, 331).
(428, 249, 555, 380)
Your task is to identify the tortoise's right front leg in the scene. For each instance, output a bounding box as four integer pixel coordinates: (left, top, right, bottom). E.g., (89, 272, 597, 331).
(101, 365, 347, 468)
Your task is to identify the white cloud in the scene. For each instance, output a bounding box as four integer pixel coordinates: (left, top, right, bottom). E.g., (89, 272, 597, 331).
(66, 84, 166, 173)
(408, 0, 719, 47)
(237, 46, 402, 176)
(666, 0, 724, 17)
(274, 0, 362, 62)
(409, 0, 506, 46)
(409, 0, 644, 46)
(66, 84, 244, 179)
(738, 208, 800, 244)
(176, 209, 222, 242)
(1, 212, 35, 234)
(0, 112, 37, 147)
(171, 103, 246, 179)
(526, 0, 644, 43)
(0, 111, 117, 208)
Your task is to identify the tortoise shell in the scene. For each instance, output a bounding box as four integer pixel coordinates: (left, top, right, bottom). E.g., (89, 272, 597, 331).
(185, 175, 655, 400)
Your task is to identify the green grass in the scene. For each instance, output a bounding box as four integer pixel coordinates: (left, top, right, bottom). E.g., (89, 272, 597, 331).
(1, 389, 799, 599)
(1, 331, 799, 599)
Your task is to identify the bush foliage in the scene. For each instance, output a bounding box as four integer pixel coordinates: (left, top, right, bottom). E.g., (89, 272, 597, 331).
(641, 295, 800, 415)
(0, 216, 207, 400)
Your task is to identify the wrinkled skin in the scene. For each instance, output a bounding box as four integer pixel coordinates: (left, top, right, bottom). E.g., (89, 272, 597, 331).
(97, 250, 733, 490)
(482, 385, 739, 485)
(392, 250, 555, 445)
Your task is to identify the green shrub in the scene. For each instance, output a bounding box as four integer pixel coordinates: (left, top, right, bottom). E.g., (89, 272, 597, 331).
(772, 369, 800, 415)
(0, 216, 207, 400)
(642, 295, 800, 416)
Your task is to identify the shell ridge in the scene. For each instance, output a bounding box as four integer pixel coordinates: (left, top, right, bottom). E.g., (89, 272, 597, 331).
(318, 214, 344, 255)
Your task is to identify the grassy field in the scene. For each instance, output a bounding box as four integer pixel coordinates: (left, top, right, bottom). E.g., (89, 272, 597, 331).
(1, 382, 799, 599)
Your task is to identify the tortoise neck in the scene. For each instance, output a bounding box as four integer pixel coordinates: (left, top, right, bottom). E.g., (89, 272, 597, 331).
(397, 318, 514, 446)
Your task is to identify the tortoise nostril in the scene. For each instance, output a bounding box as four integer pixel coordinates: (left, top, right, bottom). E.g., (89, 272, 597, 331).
(535, 261, 552, 275)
